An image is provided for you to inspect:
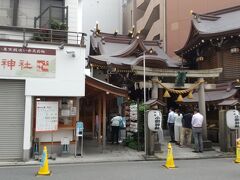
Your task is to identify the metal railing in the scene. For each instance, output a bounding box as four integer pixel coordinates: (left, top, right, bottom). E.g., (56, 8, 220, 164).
(0, 26, 86, 47)
(34, 6, 68, 29)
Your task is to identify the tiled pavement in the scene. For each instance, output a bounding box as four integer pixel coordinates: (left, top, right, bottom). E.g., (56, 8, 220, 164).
(0, 138, 235, 167)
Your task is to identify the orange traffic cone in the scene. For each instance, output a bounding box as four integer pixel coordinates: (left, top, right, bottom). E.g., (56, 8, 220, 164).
(164, 143, 176, 169)
(36, 146, 51, 176)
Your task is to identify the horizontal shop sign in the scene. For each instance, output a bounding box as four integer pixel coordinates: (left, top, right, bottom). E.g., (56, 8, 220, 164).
(0, 46, 55, 78)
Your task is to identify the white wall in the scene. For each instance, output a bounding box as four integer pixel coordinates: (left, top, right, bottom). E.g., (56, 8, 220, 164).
(79, 0, 122, 55)
(23, 96, 32, 153)
(65, 0, 79, 32)
(0, 41, 85, 97)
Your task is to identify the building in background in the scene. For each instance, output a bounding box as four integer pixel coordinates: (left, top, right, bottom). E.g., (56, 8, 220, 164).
(176, 6, 240, 150)
(80, 0, 123, 56)
(167, 0, 240, 58)
(122, 0, 166, 50)
(122, 0, 240, 58)
(0, 0, 128, 161)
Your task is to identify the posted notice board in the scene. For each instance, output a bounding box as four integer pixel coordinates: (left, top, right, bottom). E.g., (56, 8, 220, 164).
(36, 101, 59, 132)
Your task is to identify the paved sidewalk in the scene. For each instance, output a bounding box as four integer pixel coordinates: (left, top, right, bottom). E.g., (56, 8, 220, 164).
(0, 142, 145, 167)
(0, 139, 235, 167)
(154, 142, 235, 160)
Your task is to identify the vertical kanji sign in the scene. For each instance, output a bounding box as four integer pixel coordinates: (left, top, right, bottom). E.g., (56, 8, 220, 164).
(0, 46, 55, 78)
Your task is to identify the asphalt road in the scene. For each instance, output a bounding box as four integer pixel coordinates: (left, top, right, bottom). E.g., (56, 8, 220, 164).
(0, 158, 239, 180)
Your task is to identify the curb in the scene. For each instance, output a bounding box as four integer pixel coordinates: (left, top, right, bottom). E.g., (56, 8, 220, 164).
(0, 158, 146, 168)
(144, 154, 235, 161)
(0, 155, 235, 167)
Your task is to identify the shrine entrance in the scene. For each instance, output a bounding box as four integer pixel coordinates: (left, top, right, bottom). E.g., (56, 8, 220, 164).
(80, 75, 128, 149)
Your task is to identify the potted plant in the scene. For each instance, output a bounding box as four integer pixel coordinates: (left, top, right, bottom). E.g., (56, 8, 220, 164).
(49, 19, 68, 42)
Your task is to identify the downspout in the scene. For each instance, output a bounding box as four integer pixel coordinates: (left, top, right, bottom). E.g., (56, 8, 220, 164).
(13, 0, 19, 26)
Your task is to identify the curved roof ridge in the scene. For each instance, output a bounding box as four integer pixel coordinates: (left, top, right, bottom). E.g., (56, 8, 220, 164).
(112, 39, 147, 57)
(134, 55, 168, 67)
(191, 12, 220, 22)
(175, 21, 199, 55)
(175, 6, 240, 56)
(103, 37, 131, 44)
(206, 5, 240, 16)
(100, 32, 130, 39)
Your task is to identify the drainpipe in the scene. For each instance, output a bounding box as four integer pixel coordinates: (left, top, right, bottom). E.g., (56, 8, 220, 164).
(13, 0, 19, 26)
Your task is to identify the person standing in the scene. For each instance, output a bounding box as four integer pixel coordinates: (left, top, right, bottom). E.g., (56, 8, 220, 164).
(111, 113, 122, 144)
(180, 110, 192, 147)
(191, 108, 204, 153)
(174, 109, 183, 145)
(167, 108, 175, 142)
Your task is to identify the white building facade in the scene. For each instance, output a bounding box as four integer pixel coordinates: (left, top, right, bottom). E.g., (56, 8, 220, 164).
(0, 0, 85, 161)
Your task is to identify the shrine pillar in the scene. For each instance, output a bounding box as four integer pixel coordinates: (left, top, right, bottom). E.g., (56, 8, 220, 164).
(198, 78, 207, 140)
(146, 77, 159, 156)
(198, 78, 212, 150)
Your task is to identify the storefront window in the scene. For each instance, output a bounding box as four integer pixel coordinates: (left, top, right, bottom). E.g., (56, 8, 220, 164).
(33, 97, 78, 155)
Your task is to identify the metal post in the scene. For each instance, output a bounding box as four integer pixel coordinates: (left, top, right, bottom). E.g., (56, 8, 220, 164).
(62, 5, 64, 23)
(49, 7, 52, 29)
(80, 33, 85, 47)
(50, 29, 53, 42)
(34, 17, 37, 28)
(137, 99, 140, 151)
(74, 132, 78, 157)
(50, 131, 53, 158)
(81, 132, 83, 157)
(143, 51, 147, 154)
(23, 28, 26, 44)
(77, 32, 79, 45)
(66, 6, 69, 29)
(75, 122, 84, 157)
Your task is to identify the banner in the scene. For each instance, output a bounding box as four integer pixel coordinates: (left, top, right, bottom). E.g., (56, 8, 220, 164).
(0, 46, 56, 78)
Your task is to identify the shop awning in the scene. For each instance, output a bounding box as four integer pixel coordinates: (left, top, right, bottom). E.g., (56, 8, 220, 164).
(85, 75, 128, 97)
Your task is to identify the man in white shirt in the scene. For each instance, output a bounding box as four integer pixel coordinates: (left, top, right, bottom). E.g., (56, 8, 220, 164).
(191, 108, 204, 153)
(167, 108, 175, 142)
(111, 113, 122, 144)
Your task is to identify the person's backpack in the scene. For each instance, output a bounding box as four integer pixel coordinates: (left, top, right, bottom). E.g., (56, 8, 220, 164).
(119, 117, 126, 128)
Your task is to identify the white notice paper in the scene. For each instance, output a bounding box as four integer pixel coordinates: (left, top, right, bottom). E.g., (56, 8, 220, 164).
(36, 101, 58, 132)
